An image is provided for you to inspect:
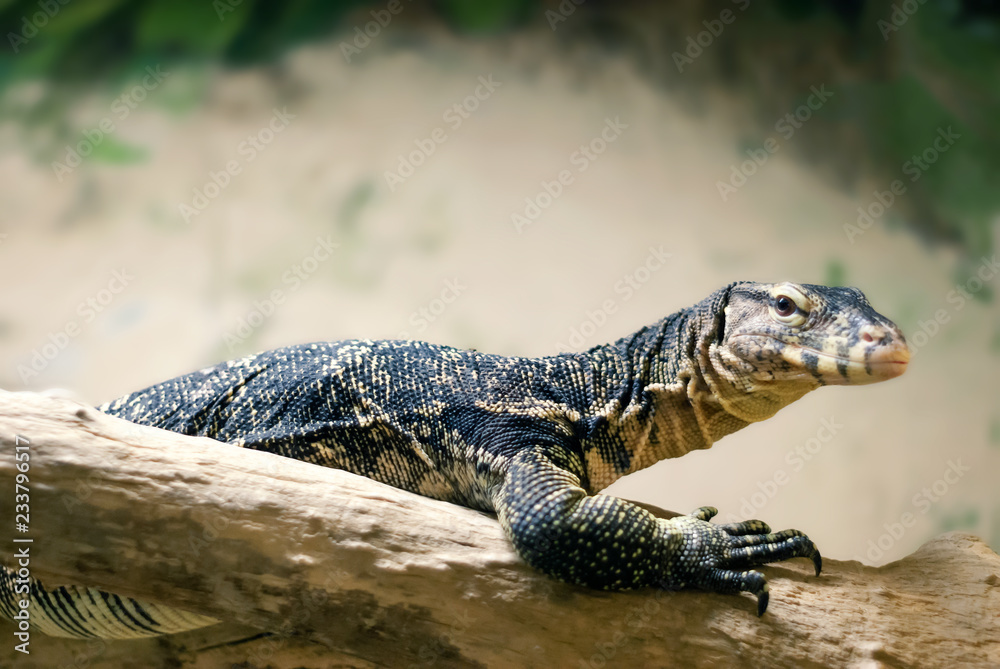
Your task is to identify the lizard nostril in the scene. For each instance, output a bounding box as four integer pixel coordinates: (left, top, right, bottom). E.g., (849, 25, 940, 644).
(859, 326, 885, 345)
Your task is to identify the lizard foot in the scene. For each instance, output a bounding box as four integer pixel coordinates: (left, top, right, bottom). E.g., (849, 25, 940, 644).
(662, 506, 822, 616)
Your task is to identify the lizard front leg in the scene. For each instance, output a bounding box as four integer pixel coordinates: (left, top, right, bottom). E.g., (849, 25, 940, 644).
(494, 445, 821, 614)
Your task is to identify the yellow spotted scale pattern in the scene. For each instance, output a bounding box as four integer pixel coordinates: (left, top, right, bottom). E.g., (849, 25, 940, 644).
(1, 281, 909, 635)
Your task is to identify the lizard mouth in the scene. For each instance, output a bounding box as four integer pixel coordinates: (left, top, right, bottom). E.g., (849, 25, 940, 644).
(733, 334, 909, 383)
(791, 343, 909, 380)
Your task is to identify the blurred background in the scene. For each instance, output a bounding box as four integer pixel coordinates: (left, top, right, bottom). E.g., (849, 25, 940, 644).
(0, 0, 997, 569)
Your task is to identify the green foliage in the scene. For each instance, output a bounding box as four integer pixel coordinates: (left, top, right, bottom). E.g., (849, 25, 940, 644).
(38, 0, 127, 37)
(736, 0, 1000, 262)
(0, 0, 996, 261)
(434, 0, 533, 32)
(0, 0, 534, 84)
(135, 0, 254, 54)
(893, 1, 1000, 257)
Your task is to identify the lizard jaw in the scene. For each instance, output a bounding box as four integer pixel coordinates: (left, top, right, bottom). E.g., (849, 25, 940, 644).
(728, 334, 910, 385)
(787, 342, 910, 383)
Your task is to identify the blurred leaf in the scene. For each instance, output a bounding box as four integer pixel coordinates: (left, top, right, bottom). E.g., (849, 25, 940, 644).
(136, 0, 254, 54)
(337, 179, 376, 237)
(910, 1, 1000, 121)
(226, 0, 358, 63)
(954, 258, 995, 302)
(43, 0, 129, 36)
(2, 37, 66, 79)
(0, 0, 133, 83)
(936, 507, 979, 533)
(434, 0, 532, 32)
(842, 73, 999, 255)
(825, 258, 846, 287)
(146, 66, 208, 116)
(88, 136, 148, 164)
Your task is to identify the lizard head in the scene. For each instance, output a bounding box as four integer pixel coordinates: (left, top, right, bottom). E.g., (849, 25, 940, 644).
(714, 281, 909, 389)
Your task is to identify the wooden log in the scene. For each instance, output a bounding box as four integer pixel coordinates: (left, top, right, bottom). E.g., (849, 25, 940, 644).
(0, 390, 998, 668)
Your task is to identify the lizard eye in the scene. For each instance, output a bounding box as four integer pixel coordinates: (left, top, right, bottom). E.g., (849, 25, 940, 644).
(774, 296, 795, 316)
(769, 285, 810, 327)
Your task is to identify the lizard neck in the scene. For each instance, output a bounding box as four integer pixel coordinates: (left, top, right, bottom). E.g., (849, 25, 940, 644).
(576, 297, 745, 489)
(622, 306, 752, 476)
(576, 285, 807, 490)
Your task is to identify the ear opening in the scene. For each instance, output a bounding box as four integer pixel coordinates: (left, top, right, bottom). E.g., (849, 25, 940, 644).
(712, 281, 741, 345)
(715, 306, 727, 345)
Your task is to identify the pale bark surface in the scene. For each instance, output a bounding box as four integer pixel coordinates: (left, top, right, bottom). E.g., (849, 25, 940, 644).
(1, 390, 997, 668)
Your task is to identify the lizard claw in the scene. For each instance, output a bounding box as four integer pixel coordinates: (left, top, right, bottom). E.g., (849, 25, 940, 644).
(698, 566, 770, 615)
(757, 586, 769, 617)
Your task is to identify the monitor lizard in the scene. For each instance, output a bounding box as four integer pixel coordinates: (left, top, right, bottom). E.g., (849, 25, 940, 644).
(0, 280, 909, 638)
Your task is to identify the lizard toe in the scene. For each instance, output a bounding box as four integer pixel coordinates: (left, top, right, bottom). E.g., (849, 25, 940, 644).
(726, 527, 807, 547)
(717, 519, 772, 536)
(699, 567, 770, 615)
(726, 532, 822, 575)
(689, 506, 719, 521)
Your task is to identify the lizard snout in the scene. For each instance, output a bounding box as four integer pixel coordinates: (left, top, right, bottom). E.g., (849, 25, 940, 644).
(859, 324, 909, 381)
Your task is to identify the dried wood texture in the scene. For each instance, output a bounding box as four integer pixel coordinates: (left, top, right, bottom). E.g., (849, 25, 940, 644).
(1, 390, 997, 668)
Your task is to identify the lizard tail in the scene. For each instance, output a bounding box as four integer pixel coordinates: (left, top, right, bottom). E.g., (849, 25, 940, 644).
(0, 566, 218, 639)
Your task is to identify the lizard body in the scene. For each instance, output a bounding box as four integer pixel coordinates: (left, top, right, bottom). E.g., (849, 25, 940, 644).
(0, 281, 908, 637)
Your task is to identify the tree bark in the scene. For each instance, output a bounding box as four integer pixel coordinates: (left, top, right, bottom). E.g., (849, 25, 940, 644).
(0, 389, 997, 668)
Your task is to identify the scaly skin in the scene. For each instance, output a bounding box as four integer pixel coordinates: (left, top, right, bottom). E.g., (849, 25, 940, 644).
(0, 281, 908, 637)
